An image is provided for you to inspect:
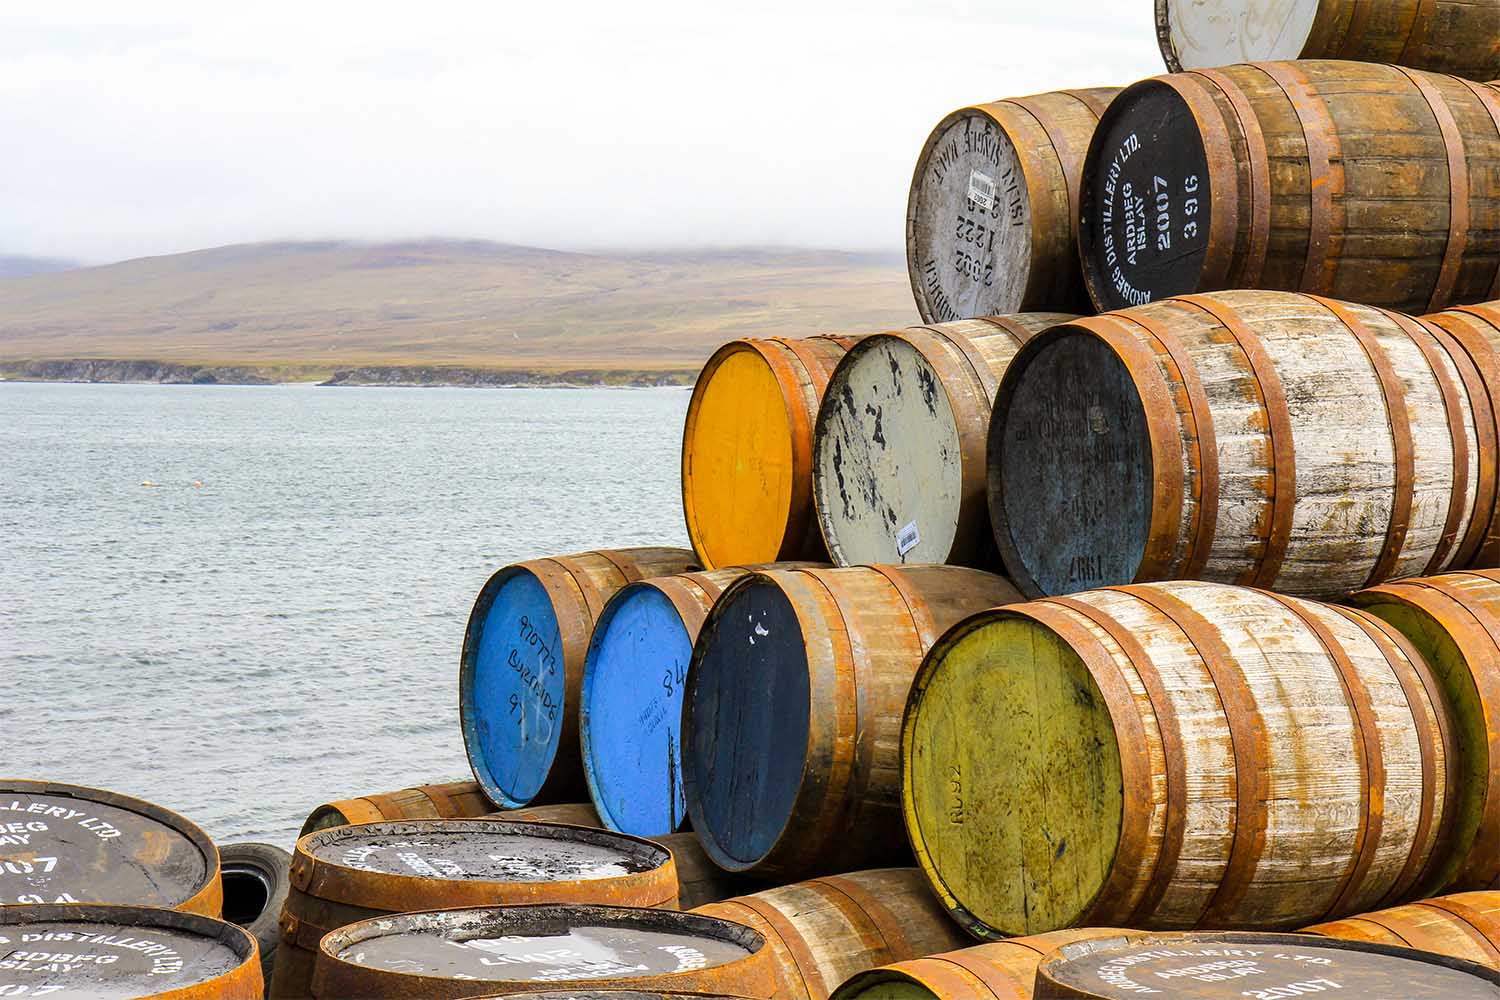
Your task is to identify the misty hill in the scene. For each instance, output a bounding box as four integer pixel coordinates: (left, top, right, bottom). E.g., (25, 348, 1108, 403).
(0, 255, 79, 279)
(0, 240, 918, 375)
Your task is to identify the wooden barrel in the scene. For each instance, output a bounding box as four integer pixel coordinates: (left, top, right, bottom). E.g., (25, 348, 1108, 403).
(311, 904, 780, 999)
(683, 337, 857, 569)
(460, 547, 699, 809)
(1422, 301, 1500, 567)
(1033, 931, 1500, 998)
(1156, 0, 1500, 81)
(1077, 62, 1500, 314)
(988, 290, 1490, 599)
(267, 820, 678, 999)
(581, 566, 812, 837)
(692, 869, 972, 1000)
(907, 88, 1121, 322)
(493, 994, 749, 1000)
(903, 581, 1454, 938)
(300, 779, 492, 835)
(811, 315, 1071, 568)
(0, 780, 221, 915)
(1350, 570, 1500, 891)
(683, 565, 1023, 880)
(830, 929, 1135, 1000)
(0, 903, 262, 998)
(495, 802, 604, 825)
(1305, 890, 1500, 968)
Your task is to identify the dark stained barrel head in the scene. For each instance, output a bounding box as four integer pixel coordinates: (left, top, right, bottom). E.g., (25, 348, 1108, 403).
(462, 565, 568, 809)
(0, 903, 258, 998)
(0, 781, 216, 910)
(989, 329, 1153, 597)
(683, 576, 811, 871)
(581, 585, 693, 838)
(1079, 81, 1212, 311)
(1036, 931, 1500, 998)
(908, 108, 1035, 322)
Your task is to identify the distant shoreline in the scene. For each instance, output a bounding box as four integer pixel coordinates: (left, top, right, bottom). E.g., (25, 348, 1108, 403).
(0, 359, 699, 388)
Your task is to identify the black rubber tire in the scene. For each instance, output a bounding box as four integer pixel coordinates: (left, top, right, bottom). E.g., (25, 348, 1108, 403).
(219, 841, 290, 989)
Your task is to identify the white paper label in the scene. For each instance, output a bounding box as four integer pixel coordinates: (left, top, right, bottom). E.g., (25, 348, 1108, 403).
(896, 521, 921, 557)
(967, 169, 995, 212)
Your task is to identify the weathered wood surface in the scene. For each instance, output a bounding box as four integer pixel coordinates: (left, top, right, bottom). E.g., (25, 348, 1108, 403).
(908, 88, 1120, 322)
(460, 547, 698, 810)
(1078, 63, 1500, 314)
(1034, 931, 1500, 998)
(1157, 0, 1500, 81)
(1305, 889, 1500, 968)
(693, 869, 971, 1000)
(683, 337, 856, 569)
(299, 780, 492, 835)
(683, 565, 1022, 880)
(1351, 570, 1500, 892)
(813, 315, 1070, 569)
(990, 290, 1491, 599)
(903, 581, 1454, 938)
(1423, 300, 1500, 567)
(829, 929, 1133, 1000)
(311, 905, 779, 1000)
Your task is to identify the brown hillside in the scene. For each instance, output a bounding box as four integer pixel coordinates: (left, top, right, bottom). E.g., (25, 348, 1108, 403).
(0, 240, 918, 371)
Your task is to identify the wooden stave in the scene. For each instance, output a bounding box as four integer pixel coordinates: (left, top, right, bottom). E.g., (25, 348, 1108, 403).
(693, 869, 972, 1000)
(459, 547, 699, 810)
(1422, 301, 1500, 566)
(901, 580, 1453, 938)
(299, 779, 493, 836)
(682, 337, 856, 569)
(988, 290, 1487, 600)
(1079, 63, 1500, 315)
(682, 565, 1023, 881)
(1304, 889, 1500, 969)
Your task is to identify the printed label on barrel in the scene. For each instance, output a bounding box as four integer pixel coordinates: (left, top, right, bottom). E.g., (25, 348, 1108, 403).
(910, 110, 1032, 321)
(0, 920, 240, 997)
(1044, 938, 1497, 998)
(1082, 84, 1210, 310)
(313, 830, 659, 882)
(339, 924, 751, 983)
(0, 793, 208, 907)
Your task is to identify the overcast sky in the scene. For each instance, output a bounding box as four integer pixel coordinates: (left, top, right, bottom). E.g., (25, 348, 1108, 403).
(0, 2, 1163, 263)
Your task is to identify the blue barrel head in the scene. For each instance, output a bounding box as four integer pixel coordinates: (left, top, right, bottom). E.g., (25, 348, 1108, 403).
(581, 585, 693, 837)
(684, 577, 809, 870)
(460, 567, 566, 809)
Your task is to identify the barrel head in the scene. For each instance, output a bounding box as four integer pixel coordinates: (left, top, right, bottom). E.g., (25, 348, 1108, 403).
(1079, 80, 1212, 311)
(1156, 0, 1319, 71)
(581, 585, 693, 836)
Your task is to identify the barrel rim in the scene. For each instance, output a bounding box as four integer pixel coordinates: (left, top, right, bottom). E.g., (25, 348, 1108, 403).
(0, 779, 222, 916)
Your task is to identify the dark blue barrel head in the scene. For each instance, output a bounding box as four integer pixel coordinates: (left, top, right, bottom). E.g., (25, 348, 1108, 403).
(460, 567, 567, 809)
(684, 577, 810, 870)
(581, 584, 693, 836)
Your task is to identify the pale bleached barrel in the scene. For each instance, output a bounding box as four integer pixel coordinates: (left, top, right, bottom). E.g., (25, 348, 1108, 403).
(812, 315, 1070, 568)
(1078, 62, 1500, 314)
(902, 581, 1454, 938)
(684, 565, 1023, 880)
(693, 869, 971, 1000)
(1157, 0, 1500, 81)
(989, 290, 1489, 599)
(460, 547, 699, 809)
(907, 88, 1120, 322)
(1305, 890, 1500, 968)
(1350, 570, 1500, 891)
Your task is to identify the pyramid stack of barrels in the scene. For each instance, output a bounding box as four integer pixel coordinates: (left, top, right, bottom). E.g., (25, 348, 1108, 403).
(17, 3, 1500, 999)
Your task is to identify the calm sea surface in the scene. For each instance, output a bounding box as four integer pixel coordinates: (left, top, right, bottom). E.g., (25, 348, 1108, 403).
(0, 382, 690, 847)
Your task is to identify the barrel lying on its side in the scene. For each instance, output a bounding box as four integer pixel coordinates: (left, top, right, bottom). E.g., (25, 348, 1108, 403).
(1078, 62, 1500, 314)
(1350, 571, 1500, 892)
(907, 88, 1120, 321)
(684, 565, 1023, 880)
(812, 315, 1070, 568)
(1156, 0, 1500, 81)
(1305, 890, 1500, 969)
(300, 779, 492, 835)
(988, 291, 1491, 599)
(460, 547, 698, 810)
(693, 869, 971, 1000)
(0, 780, 222, 915)
(683, 337, 856, 569)
(903, 581, 1454, 938)
(312, 905, 780, 1000)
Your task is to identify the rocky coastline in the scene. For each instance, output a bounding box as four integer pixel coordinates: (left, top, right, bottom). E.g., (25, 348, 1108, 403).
(0, 359, 697, 388)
